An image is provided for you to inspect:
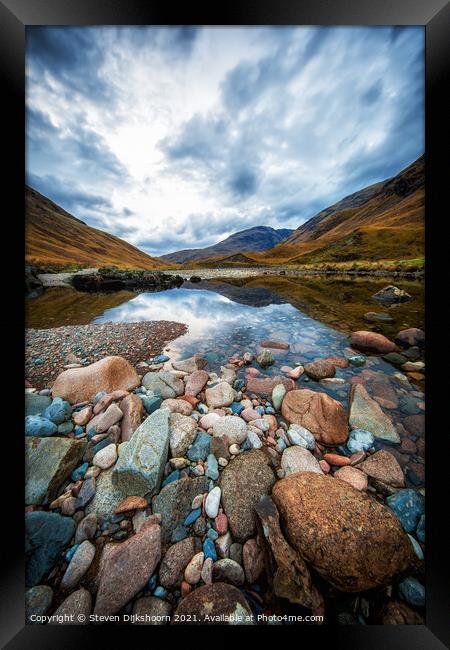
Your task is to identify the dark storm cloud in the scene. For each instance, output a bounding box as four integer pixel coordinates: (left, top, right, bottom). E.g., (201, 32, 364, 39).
(228, 168, 259, 198)
(159, 26, 424, 240)
(26, 27, 114, 103)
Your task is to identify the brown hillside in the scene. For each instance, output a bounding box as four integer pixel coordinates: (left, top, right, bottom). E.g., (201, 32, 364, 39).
(25, 186, 168, 270)
(253, 155, 424, 264)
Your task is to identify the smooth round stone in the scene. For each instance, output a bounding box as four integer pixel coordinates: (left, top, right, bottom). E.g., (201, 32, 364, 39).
(52, 588, 92, 622)
(93, 443, 117, 470)
(187, 432, 211, 462)
(75, 514, 98, 544)
(203, 538, 217, 561)
(201, 557, 213, 584)
(215, 531, 233, 558)
(60, 540, 96, 590)
(43, 397, 72, 424)
(334, 466, 368, 491)
(386, 489, 425, 533)
(281, 446, 323, 476)
(247, 430, 262, 449)
(200, 412, 221, 429)
(205, 487, 221, 519)
(58, 421, 74, 434)
(347, 428, 375, 453)
(212, 558, 245, 586)
(215, 513, 228, 535)
(184, 552, 204, 585)
(25, 585, 53, 621)
(212, 416, 247, 445)
(286, 424, 315, 450)
(348, 355, 366, 367)
(25, 416, 57, 437)
(205, 454, 219, 480)
(153, 586, 167, 599)
(399, 577, 425, 607)
(184, 508, 202, 526)
(229, 543, 243, 565)
(207, 528, 218, 541)
(271, 384, 286, 411)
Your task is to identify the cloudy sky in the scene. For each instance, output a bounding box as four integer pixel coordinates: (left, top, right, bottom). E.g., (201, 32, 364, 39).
(26, 26, 424, 257)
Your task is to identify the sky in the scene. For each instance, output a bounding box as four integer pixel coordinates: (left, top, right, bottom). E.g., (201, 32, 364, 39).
(26, 26, 424, 257)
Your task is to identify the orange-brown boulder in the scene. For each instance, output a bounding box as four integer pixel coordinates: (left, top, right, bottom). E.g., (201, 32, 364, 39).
(349, 331, 398, 354)
(272, 472, 414, 592)
(281, 389, 348, 446)
(52, 356, 140, 404)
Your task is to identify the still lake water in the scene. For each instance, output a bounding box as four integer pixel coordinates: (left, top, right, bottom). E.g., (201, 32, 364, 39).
(26, 274, 424, 486)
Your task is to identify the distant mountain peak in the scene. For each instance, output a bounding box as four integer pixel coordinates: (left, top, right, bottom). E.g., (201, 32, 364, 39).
(160, 225, 294, 264)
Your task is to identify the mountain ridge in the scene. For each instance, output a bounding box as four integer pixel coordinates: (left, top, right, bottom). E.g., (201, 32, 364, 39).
(25, 186, 168, 270)
(160, 225, 294, 264)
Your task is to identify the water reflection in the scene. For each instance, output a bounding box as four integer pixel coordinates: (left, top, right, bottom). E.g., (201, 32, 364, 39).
(26, 275, 425, 487)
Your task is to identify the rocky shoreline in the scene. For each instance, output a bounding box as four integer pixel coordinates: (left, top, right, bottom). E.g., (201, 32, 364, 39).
(25, 321, 188, 389)
(25, 326, 425, 626)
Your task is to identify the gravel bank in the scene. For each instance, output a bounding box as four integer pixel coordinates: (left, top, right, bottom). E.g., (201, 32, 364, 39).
(25, 321, 187, 389)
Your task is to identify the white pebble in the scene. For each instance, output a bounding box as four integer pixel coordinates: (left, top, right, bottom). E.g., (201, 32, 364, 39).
(205, 486, 221, 518)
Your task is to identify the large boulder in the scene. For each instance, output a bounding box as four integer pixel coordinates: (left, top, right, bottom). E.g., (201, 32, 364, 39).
(349, 331, 398, 354)
(349, 384, 400, 443)
(113, 409, 170, 498)
(152, 476, 208, 543)
(25, 511, 76, 587)
(220, 450, 275, 543)
(94, 518, 161, 616)
(281, 389, 348, 446)
(52, 356, 140, 404)
(25, 436, 87, 505)
(172, 583, 253, 625)
(272, 473, 414, 592)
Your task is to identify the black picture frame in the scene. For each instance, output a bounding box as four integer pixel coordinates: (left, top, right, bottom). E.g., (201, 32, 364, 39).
(1, 0, 448, 647)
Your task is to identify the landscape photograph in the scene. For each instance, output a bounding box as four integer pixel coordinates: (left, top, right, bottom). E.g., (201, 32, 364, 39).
(25, 26, 425, 626)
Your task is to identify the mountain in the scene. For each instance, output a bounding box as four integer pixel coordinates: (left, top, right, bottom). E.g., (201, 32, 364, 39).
(25, 186, 168, 270)
(160, 226, 294, 264)
(253, 155, 424, 264)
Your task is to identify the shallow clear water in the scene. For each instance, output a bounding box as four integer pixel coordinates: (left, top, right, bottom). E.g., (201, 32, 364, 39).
(27, 275, 424, 486)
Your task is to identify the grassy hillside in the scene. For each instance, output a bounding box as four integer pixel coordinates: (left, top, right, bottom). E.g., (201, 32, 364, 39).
(26, 186, 169, 270)
(251, 155, 424, 266)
